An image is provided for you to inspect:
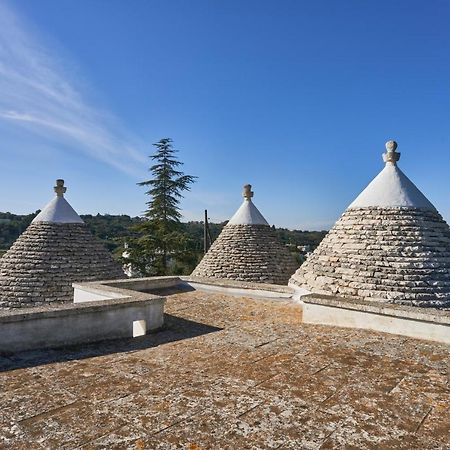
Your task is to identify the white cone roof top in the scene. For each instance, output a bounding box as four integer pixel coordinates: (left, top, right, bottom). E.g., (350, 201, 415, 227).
(33, 179, 84, 224)
(349, 141, 436, 210)
(228, 184, 269, 226)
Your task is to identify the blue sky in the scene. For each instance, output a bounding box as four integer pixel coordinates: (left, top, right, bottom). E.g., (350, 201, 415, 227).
(1, 0, 449, 229)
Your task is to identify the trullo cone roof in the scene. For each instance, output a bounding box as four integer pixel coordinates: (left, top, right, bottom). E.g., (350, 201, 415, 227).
(289, 141, 450, 308)
(0, 180, 125, 308)
(191, 184, 297, 285)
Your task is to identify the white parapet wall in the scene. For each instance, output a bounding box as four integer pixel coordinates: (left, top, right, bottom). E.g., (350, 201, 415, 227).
(73, 276, 181, 303)
(0, 278, 183, 353)
(3, 274, 449, 352)
(303, 294, 450, 345)
(0, 296, 165, 352)
(183, 276, 295, 302)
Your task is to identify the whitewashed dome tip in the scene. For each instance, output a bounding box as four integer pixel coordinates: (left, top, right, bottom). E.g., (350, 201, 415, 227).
(228, 184, 269, 226)
(349, 140, 436, 210)
(33, 179, 84, 224)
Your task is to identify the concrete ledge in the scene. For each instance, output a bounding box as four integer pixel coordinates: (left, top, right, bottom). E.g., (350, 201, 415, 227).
(0, 295, 164, 352)
(75, 275, 295, 303)
(103, 276, 182, 292)
(303, 294, 450, 344)
(73, 276, 181, 303)
(287, 282, 311, 302)
(0, 278, 174, 352)
(183, 276, 295, 301)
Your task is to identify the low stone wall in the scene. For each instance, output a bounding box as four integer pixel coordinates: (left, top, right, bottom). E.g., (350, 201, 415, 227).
(104, 276, 182, 293)
(303, 293, 450, 344)
(73, 276, 181, 302)
(0, 295, 165, 352)
(3, 274, 448, 352)
(0, 278, 176, 353)
(185, 276, 295, 301)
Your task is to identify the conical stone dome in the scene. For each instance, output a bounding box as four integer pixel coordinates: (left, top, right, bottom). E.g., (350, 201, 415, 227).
(0, 180, 125, 308)
(289, 141, 450, 308)
(192, 184, 298, 285)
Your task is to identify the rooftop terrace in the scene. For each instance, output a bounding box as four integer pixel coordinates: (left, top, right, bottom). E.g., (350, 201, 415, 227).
(1, 287, 449, 449)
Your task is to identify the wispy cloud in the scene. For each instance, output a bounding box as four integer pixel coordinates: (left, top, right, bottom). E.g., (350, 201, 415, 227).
(0, 1, 147, 176)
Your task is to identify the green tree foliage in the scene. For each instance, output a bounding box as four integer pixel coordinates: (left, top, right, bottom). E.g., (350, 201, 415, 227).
(125, 138, 197, 275)
(0, 211, 326, 273)
(81, 214, 141, 255)
(0, 211, 37, 251)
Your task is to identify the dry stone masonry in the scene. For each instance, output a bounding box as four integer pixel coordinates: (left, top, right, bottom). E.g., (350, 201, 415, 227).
(192, 185, 298, 285)
(290, 141, 450, 308)
(0, 180, 124, 308)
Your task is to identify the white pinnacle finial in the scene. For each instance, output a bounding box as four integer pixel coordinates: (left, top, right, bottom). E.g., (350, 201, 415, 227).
(243, 184, 254, 200)
(382, 140, 400, 165)
(54, 179, 67, 197)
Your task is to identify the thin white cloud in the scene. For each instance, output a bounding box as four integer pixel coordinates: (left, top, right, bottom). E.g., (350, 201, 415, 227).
(0, 1, 147, 176)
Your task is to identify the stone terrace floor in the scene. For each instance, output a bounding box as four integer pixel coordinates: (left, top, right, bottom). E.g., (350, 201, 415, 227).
(0, 288, 449, 450)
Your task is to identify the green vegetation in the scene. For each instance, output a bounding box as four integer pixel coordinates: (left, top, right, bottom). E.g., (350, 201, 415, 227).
(124, 138, 198, 276)
(0, 211, 326, 274)
(0, 211, 37, 252)
(81, 214, 142, 256)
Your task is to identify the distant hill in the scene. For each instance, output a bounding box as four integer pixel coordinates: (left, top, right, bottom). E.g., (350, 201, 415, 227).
(0, 212, 327, 269)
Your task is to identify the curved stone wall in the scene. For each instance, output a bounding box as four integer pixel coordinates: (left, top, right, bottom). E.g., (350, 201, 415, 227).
(290, 207, 450, 308)
(0, 223, 125, 308)
(192, 224, 298, 285)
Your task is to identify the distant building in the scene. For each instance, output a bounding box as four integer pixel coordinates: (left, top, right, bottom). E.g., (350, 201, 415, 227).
(122, 242, 140, 278)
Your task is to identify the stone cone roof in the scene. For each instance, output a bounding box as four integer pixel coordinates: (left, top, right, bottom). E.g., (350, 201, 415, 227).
(0, 180, 124, 308)
(192, 184, 298, 285)
(289, 141, 450, 308)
